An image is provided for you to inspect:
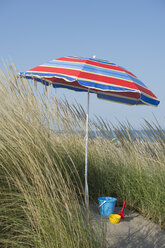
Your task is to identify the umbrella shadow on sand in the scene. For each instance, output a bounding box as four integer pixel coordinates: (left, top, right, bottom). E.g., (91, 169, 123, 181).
(90, 204, 165, 248)
(107, 223, 165, 248)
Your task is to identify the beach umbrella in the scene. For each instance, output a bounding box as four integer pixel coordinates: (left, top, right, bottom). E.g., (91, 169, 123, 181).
(18, 56, 160, 206)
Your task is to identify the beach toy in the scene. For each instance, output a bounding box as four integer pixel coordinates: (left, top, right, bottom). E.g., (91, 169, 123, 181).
(117, 200, 126, 219)
(98, 197, 117, 218)
(109, 214, 121, 223)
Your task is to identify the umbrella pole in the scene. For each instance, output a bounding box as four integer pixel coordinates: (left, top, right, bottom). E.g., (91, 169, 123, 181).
(85, 89, 90, 207)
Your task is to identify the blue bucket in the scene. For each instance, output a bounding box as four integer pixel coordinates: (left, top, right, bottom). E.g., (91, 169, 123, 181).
(98, 197, 117, 217)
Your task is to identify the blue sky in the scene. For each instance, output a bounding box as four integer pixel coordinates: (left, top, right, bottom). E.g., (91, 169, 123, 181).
(1, 0, 165, 128)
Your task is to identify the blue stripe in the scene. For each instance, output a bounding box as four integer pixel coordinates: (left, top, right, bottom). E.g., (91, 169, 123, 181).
(128, 74, 148, 88)
(97, 93, 139, 105)
(52, 84, 87, 92)
(98, 93, 159, 106)
(140, 94, 160, 106)
(82, 64, 132, 81)
(43, 60, 85, 70)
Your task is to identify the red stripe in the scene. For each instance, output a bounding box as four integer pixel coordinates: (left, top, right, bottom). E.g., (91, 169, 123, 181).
(135, 84, 157, 98)
(46, 77, 141, 99)
(46, 77, 86, 89)
(56, 57, 136, 77)
(29, 66, 138, 90)
(56, 57, 88, 63)
(30, 65, 157, 99)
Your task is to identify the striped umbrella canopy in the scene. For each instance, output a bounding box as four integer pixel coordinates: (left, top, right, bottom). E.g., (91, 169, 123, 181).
(19, 56, 160, 206)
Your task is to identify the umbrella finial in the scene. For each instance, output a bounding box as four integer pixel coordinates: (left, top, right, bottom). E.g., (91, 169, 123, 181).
(92, 55, 96, 59)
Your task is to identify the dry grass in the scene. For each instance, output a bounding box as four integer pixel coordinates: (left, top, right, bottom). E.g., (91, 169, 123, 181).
(0, 65, 103, 248)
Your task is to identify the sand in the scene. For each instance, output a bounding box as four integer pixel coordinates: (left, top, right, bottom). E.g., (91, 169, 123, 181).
(90, 204, 165, 248)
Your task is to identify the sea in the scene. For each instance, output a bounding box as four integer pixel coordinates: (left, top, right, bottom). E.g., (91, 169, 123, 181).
(89, 129, 165, 143)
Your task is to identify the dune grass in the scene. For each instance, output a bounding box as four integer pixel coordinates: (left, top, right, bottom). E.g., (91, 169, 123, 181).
(58, 128, 165, 228)
(0, 66, 104, 248)
(87, 136, 165, 227)
(0, 65, 165, 247)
